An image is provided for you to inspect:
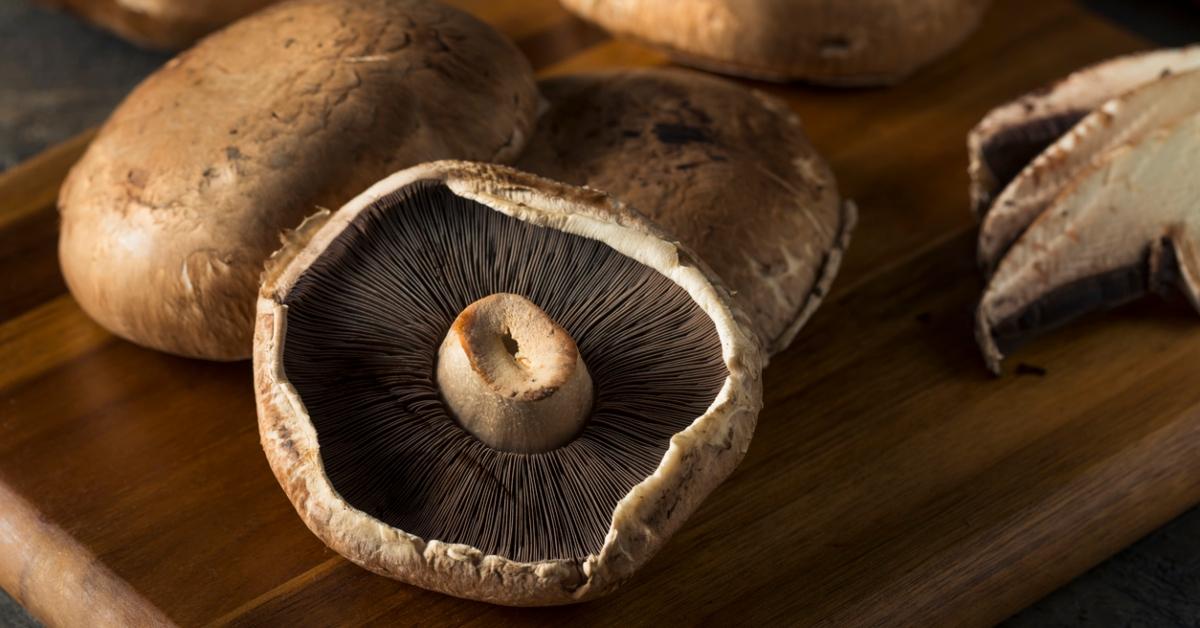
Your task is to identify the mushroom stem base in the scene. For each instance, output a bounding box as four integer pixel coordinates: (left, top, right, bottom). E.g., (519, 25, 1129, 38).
(436, 293, 592, 453)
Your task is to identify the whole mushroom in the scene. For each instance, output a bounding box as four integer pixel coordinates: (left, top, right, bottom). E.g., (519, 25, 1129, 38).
(58, 0, 539, 360)
(559, 0, 991, 85)
(517, 68, 854, 355)
(255, 161, 763, 604)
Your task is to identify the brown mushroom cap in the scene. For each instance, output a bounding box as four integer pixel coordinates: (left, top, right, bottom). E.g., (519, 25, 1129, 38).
(254, 161, 762, 605)
(559, 0, 990, 85)
(516, 68, 854, 355)
(43, 0, 277, 50)
(967, 44, 1200, 216)
(58, 0, 538, 361)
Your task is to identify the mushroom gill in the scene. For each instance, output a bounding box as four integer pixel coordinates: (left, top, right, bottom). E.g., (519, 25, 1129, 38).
(277, 180, 728, 563)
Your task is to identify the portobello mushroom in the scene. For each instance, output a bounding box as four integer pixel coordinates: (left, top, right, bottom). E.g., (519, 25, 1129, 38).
(58, 0, 538, 360)
(975, 70, 1200, 373)
(255, 161, 763, 605)
(558, 0, 990, 86)
(968, 45, 1200, 215)
(517, 68, 854, 355)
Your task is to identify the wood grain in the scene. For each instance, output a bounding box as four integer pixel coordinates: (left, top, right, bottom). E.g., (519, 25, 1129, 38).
(2, 1, 1198, 626)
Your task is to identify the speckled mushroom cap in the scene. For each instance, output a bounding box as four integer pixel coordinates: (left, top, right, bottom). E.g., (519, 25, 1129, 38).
(254, 161, 763, 605)
(58, 0, 538, 361)
(44, 0, 278, 50)
(517, 68, 854, 356)
(559, 0, 990, 85)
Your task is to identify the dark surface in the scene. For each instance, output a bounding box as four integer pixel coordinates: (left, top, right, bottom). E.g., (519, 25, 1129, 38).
(0, 0, 167, 171)
(1, 1, 1199, 626)
(0, 8, 166, 628)
(1004, 506, 1200, 626)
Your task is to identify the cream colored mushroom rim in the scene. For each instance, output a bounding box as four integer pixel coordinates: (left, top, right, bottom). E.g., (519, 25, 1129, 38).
(257, 161, 759, 570)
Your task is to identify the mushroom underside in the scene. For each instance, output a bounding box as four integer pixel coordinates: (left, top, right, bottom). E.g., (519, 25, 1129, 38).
(279, 181, 728, 563)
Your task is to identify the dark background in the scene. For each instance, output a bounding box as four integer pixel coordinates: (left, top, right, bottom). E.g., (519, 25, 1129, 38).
(2, 1, 1199, 625)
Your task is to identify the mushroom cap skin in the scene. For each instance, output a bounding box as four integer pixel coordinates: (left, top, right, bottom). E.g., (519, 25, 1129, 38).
(58, 0, 538, 361)
(976, 83, 1200, 373)
(516, 68, 854, 356)
(559, 0, 990, 86)
(254, 161, 763, 605)
(42, 0, 278, 50)
(968, 45, 1200, 216)
(978, 67, 1200, 274)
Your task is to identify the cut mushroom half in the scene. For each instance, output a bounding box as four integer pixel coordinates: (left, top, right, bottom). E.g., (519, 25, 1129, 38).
(976, 106, 1200, 373)
(254, 161, 763, 605)
(558, 0, 990, 86)
(968, 44, 1200, 214)
(517, 68, 855, 356)
(978, 67, 1200, 273)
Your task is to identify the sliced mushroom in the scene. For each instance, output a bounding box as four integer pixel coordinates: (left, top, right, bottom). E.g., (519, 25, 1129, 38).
(978, 67, 1200, 273)
(58, 0, 538, 361)
(976, 106, 1200, 373)
(559, 0, 990, 86)
(968, 45, 1200, 215)
(42, 0, 277, 49)
(255, 161, 762, 605)
(516, 68, 854, 355)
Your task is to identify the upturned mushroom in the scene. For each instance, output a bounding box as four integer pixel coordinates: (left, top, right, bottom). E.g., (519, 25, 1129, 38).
(968, 45, 1200, 215)
(972, 60, 1200, 373)
(42, 0, 277, 49)
(255, 161, 762, 605)
(58, 0, 538, 361)
(558, 0, 990, 86)
(516, 68, 854, 355)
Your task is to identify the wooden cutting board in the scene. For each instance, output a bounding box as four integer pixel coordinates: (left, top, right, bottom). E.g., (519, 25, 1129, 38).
(3, 1, 1200, 625)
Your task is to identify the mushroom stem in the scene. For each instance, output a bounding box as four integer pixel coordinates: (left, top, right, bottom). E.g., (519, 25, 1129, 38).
(436, 293, 592, 453)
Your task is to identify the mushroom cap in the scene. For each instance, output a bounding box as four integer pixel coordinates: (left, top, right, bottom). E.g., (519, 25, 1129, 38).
(43, 0, 278, 50)
(516, 68, 854, 356)
(967, 44, 1200, 216)
(254, 161, 763, 605)
(58, 0, 538, 360)
(559, 0, 990, 85)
